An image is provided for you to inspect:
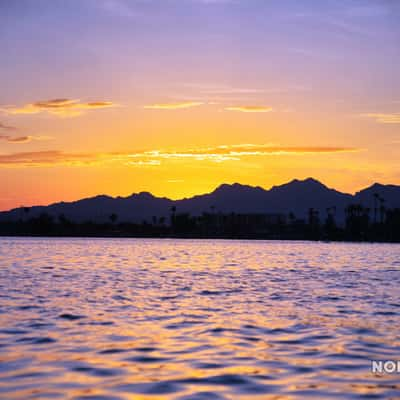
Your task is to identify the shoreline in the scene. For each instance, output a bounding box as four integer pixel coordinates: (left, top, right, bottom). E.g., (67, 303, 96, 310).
(1, 233, 399, 244)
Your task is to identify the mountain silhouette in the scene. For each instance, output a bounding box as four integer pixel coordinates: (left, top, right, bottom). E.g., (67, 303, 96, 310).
(354, 183, 400, 209)
(1, 178, 400, 225)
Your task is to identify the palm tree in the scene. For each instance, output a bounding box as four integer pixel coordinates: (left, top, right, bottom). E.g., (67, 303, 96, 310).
(373, 193, 379, 224)
(325, 206, 336, 236)
(308, 208, 318, 226)
(379, 196, 386, 224)
(326, 206, 336, 219)
(109, 213, 118, 224)
(345, 204, 355, 219)
(170, 206, 176, 228)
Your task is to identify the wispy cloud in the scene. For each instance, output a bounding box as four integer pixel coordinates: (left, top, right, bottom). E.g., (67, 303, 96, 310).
(0, 151, 96, 166)
(182, 82, 309, 96)
(345, 4, 390, 18)
(287, 9, 374, 37)
(96, 0, 233, 18)
(125, 160, 161, 166)
(0, 121, 16, 131)
(133, 144, 361, 159)
(0, 144, 362, 167)
(167, 179, 185, 183)
(1, 99, 117, 117)
(224, 106, 273, 113)
(0, 135, 31, 143)
(361, 113, 400, 124)
(99, 0, 138, 17)
(189, 84, 265, 95)
(0, 135, 52, 144)
(144, 101, 204, 110)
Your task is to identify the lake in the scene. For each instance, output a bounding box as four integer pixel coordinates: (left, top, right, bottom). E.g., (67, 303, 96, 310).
(0, 238, 399, 399)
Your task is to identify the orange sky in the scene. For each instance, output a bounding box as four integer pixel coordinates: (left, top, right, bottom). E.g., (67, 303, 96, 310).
(0, 1, 399, 210)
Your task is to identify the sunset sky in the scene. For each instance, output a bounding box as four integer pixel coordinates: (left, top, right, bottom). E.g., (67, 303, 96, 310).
(0, 0, 399, 210)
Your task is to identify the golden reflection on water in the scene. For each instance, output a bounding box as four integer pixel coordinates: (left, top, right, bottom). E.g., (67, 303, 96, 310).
(0, 238, 399, 399)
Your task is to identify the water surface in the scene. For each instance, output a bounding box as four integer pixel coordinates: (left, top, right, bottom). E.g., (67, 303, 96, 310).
(0, 238, 399, 399)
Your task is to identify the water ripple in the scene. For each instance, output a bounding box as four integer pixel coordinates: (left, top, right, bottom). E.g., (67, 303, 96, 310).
(0, 238, 399, 399)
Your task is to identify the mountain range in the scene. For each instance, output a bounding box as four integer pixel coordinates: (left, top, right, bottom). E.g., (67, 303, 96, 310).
(1, 178, 400, 225)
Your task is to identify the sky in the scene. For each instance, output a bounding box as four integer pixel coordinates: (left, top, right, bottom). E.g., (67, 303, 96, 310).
(0, 0, 399, 210)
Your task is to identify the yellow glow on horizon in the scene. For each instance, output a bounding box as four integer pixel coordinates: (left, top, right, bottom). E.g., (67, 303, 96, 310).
(0, 92, 398, 212)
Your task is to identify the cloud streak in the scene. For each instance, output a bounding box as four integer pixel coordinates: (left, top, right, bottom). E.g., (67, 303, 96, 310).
(131, 144, 361, 161)
(362, 113, 400, 124)
(0, 151, 99, 166)
(224, 106, 273, 113)
(1, 99, 117, 117)
(0, 144, 362, 167)
(0, 135, 52, 144)
(144, 101, 204, 110)
(0, 121, 16, 131)
(99, 0, 138, 18)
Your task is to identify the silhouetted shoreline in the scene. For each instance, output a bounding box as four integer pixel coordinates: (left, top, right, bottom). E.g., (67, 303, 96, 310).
(1, 234, 399, 244)
(1, 179, 399, 242)
(1, 208, 399, 243)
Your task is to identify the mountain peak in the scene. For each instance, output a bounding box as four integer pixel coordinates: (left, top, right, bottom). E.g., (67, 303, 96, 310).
(213, 183, 264, 195)
(129, 191, 156, 199)
(296, 177, 325, 186)
(356, 182, 400, 196)
(369, 183, 386, 190)
(272, 177, 327, 192)
(304, 177, 322, 183)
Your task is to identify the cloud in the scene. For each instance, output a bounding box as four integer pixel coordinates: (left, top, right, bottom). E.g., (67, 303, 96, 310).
(132, 144, 360, 159)
(0, 135, 53, 144)
(182, 82, 309, 96)
(192, 84, 265, 95)
(144, 101, 204, 110)
(0, 144, 362, 168)
(224, 106, 273, 113)
(96, 0, 234, 19)
(1, 99, 117, 117)
(167, 179, 185, 183)
(0, 151, 97, 166)
(345, 4, 390, 18)
(0, 121, 16, 131)
(125, 160, 161, 166)
(362, 113, 400, 124)
(130, 149, 239, 163)
(3, 136, 32, 143)
(99, 0, 138, 18)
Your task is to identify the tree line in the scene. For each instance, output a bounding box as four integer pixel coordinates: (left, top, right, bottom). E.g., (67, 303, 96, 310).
(0, 194, 399, 242)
